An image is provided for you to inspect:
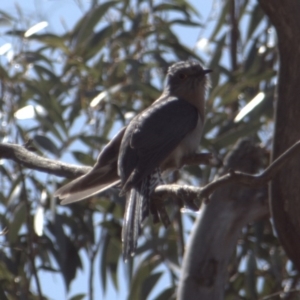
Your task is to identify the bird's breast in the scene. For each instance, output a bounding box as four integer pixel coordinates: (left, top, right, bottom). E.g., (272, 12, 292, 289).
(161, 114, 203, 170)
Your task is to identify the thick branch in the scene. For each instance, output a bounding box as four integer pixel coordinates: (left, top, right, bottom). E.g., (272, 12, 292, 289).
(0, 143, 91, 179)
(154, 140, 300, 204)
(2, 140, 300, 206)
(0, 143, 214, 180)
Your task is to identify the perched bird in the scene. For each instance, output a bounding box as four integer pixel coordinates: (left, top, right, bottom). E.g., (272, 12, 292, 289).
(55, 60, 211, 260)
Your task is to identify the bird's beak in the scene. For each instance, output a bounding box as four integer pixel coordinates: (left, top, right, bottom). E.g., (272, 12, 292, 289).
(203, 69, 213, 74)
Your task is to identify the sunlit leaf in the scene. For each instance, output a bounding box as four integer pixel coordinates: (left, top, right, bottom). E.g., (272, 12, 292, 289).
(0, 43, 11, 55)
(234, 92, 265, 122)
(14, 105, 47, 119)
(34, 205, 44, 236)
(90, 84, 123, 108)
(24, 21, 48, 37)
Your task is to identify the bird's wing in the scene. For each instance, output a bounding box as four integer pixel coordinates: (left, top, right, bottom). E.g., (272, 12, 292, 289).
(55, 127, 126, 204)
(119, 97, 199, 192)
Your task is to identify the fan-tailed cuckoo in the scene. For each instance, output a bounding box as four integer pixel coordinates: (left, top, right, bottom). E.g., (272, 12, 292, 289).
(55, 60, 212, 261)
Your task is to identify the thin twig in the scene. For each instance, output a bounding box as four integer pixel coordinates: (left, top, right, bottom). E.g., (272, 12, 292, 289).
(259, 288, 300, 300)
(200, 140, 300, 202)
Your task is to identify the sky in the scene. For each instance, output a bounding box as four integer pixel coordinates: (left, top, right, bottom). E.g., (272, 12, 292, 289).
(0, 1, 213, 299)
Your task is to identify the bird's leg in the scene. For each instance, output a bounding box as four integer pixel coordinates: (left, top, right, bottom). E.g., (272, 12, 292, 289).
(149, 168, 171, 228)
(156, 202, 171, 228)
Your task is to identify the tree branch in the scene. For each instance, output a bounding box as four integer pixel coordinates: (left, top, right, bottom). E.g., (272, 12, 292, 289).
(154, 140, 300, 205)
(0, 143, 91, 179)
(2, 140, 300, 208)
(0, 143, 215, 180)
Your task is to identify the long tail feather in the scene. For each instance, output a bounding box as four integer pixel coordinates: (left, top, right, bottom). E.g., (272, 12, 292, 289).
(55, 127, 126, 204)
(122, 168, 164, 261)
(122, 187, 142, 261)
(55, 164, 119, 204)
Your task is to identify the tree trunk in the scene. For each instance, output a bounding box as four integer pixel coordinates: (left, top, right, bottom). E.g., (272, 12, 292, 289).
(177, 139, 269, 299)
(259, 0, 300, 271)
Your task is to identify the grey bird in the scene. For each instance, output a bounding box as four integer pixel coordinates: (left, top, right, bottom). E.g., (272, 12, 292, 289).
(55, 60, 211, 261)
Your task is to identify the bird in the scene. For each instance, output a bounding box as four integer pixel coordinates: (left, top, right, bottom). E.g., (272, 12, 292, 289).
(55, 60, 211, 261)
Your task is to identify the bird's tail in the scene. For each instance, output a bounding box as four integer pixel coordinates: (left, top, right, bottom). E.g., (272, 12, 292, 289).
(122, 169, 163, 261)
(55, 127, 126, 204)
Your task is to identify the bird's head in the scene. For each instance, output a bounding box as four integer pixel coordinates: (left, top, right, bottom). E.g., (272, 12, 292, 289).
(165, 60, 212, 100)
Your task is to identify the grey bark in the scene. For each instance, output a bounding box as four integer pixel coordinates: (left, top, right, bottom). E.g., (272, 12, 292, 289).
(177, 139, 269, 299)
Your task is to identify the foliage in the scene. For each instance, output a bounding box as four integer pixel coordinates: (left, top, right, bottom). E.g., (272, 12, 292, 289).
(0, 0, 298, 299)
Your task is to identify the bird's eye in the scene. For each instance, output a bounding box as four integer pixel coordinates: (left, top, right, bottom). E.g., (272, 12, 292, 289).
(178, 73, 187, 80)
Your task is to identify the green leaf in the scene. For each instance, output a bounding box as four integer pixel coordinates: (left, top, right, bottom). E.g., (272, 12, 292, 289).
(75, 1, 120, 47)
(99, 220, 122, 292)
(83, 21, 124, 60)
(7, 202, 26, 244)
(33, 65, 60, 83)
(33, 134, 60, 156)
(209, 34, 226, 69)
(72, 151, 95, 166)
(153, 2, 199, 18)
(209, 34, 227, 87)
(100, 231, 109, 293)
(0, 285, 8, 300)
(35, 113, 64, 141)
(209, 1, 229, 41)
(107, 238, 121, 290)
(128, 254, 162, 300)
(141, 272, 163, 299)
(68, 294, 86, 300)
(212, 119, 262, 150)
(79, 135, 108, 149)
(23, 51, 53, 67)
(28, 33, 68, 52)
(154, 286, 175, 300)
(246, 3, 265, 41)
(245, 252, 257, 299)
(0, 10, 14, 23)
(169, 19, 203, 27)
(244, 38, 259, 72)
(47, 215, 82, 290)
